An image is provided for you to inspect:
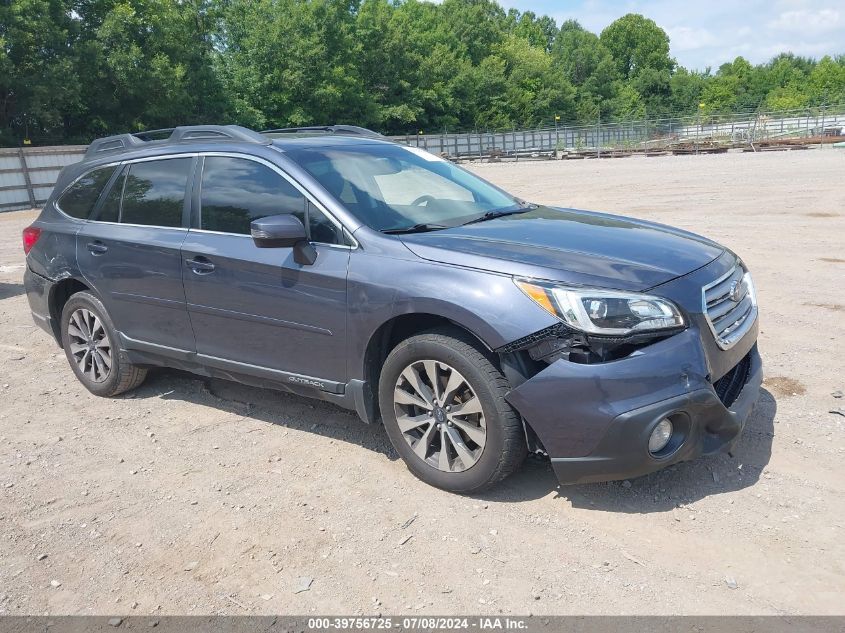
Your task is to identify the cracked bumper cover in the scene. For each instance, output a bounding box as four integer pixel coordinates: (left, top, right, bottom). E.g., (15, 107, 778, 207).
(505, 323, 762, 485)
(24, 266, 56, 339)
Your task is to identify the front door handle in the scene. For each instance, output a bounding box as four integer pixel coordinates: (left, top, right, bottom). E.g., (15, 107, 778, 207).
(185, 257, 215, 274)
(87, 241, 108, 255)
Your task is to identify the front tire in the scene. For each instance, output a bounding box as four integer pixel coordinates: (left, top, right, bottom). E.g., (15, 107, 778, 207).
(378, 328, 526, 493)
(60, 291, 147, 397)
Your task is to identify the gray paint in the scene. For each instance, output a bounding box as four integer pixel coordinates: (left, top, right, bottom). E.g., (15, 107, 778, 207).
(22, 132, 762, 485)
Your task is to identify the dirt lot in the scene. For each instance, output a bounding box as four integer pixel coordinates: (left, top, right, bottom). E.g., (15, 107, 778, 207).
(1, 149, 844, 616)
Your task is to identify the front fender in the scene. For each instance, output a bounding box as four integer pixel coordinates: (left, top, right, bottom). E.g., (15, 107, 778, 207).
(347, 252, 558, 380)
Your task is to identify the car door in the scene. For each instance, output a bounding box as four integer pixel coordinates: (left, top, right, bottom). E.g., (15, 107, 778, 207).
(180, 154, 351, 388)
(77, 155, 196, 353)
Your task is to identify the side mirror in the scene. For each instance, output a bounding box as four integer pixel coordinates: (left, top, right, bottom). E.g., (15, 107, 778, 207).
(250, 214, 318, 265)
(251, 214, 307, 248)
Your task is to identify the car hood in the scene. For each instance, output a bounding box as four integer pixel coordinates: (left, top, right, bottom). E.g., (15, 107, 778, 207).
(399, 206, 725, 291)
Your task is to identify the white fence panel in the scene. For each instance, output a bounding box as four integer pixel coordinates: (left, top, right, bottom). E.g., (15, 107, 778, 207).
(0, 147, 86, 212)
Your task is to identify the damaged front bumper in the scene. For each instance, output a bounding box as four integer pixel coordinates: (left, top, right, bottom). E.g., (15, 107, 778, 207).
(505, 321, 762, 485)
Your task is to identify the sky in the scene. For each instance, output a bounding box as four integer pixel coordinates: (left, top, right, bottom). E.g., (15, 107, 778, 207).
(498, 0, 845, 71)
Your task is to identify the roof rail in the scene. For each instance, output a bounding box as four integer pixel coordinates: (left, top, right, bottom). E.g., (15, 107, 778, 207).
(84, 125, 271, 159)
(261, 125, 384, 139)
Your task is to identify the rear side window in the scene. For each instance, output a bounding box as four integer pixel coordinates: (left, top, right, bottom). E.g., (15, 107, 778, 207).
(200, 156, 342, 244)
(120, 158, 191, 227)
(57, 166, 116, 219)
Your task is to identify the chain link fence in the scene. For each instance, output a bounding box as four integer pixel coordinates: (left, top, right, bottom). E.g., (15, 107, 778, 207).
(391, 104, 845, 161)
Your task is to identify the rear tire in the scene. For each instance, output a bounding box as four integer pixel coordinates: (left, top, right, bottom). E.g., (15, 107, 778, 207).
(378, 328, 526, 493)
(60, 291, 147, 397)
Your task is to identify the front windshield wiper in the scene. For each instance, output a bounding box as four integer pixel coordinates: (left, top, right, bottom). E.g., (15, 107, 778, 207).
(460, 204, 535, 227)
(382, 223, 451, 235)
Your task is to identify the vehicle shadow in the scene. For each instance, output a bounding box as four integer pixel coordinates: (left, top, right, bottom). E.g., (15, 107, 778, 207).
(132, 368, 399, 460)
(131, 369, 776, 512)
(0, 282, 24, 300)
(478, 389, 777, 512)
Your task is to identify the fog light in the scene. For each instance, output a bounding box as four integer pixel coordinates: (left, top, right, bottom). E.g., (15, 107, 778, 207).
(648, 418, 673, 454)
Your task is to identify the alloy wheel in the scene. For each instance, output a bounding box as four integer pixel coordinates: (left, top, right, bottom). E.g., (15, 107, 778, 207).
(393, 360, 486, 472)
(67, 308, 112, 383)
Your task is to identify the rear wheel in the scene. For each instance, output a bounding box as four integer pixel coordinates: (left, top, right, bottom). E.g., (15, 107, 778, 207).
(60, 291, 147, 397)
(378, 328, 526, 493)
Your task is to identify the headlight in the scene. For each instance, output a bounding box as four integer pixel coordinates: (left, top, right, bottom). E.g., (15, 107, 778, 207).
(515, 279, 685, 336)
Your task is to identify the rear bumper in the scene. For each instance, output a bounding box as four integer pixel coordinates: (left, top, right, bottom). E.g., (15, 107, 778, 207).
(24, 265, 57, 341)
(506, 322, 762, 485)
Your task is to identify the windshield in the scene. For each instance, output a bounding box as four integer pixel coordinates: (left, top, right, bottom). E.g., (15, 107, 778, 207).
(284, 143, 520, 232)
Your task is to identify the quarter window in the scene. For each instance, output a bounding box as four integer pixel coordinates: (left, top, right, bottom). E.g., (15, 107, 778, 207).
(57, 166, 116, 219)
(96, 166, 125, 223)
(120, 158, 191, 227)
(200, 156, 342, 244)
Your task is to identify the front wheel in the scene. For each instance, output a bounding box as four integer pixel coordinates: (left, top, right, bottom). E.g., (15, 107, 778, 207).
(60, 291, 147, 397)
(378, 328, 526, 493)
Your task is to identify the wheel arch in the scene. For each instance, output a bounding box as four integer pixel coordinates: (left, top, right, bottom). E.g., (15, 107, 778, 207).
(48, 277, 94, 344)
(356, 311, 548, 457)
(358, 312, 497, 425)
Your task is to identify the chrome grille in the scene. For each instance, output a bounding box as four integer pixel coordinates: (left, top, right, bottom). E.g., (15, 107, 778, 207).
(702, 263, 757, 350)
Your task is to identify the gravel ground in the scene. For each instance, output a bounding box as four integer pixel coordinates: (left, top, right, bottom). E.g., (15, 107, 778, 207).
(0, 149, 843, 616)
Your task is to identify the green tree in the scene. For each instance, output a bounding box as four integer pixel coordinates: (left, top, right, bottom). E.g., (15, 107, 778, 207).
(439, 0, 506, 65)
(764, 85, 810, 111)
(600, 14, 674, 80)
(0, 0, 80, 143)
(219, 0, 374, 130)
(496, 35, 575, 128)
(2, 0, 845, 145)
(66, 0, 227, 138)
(600, 14, 674, 116)
(807, 55, 845, 106)
(670, 67, 709, 114)
(551, 20, 617, 122)
(505, 9, 557, 52)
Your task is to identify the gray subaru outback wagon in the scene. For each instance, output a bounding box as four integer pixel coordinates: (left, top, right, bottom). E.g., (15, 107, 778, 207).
(22, 125, 762, 493)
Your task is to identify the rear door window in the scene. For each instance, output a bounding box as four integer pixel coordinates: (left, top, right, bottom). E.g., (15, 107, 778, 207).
(57, 165, 117, 219)
(120, 158, 192, 227)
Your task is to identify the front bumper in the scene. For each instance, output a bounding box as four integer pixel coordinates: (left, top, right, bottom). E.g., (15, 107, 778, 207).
(506, 323, 762, 485)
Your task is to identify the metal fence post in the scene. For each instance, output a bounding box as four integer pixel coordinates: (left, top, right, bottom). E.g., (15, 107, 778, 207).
(820, 103, 826, 146)
(18, 148, 37, 208)
(596, 115, 601, 158)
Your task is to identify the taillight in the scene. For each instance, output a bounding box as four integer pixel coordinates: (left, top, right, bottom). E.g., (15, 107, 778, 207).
(22, 226, 42, 255)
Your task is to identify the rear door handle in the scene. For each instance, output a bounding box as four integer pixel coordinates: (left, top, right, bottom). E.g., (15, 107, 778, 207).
(185, 257, 215, 274)
(87, 241, 108, 255)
